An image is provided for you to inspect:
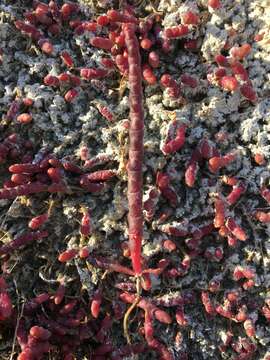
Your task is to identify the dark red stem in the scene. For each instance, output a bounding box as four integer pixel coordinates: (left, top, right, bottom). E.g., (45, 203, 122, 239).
(124, 24, 144, 275)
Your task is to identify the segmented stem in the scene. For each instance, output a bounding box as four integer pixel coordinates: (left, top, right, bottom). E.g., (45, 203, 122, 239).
(124, 24, 144, 275)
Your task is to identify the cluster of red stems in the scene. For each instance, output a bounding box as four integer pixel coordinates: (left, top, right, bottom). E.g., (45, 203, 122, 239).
(0, 1, 269, 360)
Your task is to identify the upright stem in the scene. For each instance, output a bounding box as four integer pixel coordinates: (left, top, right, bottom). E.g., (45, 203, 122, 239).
(124, 24, 144, 275)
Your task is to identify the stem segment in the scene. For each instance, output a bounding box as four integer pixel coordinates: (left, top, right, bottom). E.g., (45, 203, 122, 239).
(124, 24, 144, 276)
